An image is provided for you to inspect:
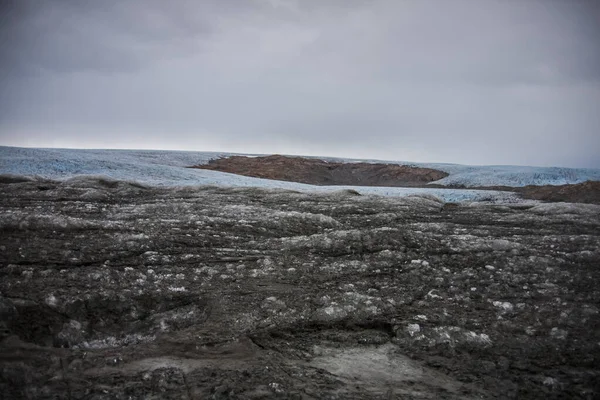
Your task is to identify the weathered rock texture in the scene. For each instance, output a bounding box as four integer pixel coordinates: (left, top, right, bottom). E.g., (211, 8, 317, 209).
(1, 176, 600, 399)
(191, 155, 449, 186)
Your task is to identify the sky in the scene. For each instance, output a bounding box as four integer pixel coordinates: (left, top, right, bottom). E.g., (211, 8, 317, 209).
(0, 0, 599, 168)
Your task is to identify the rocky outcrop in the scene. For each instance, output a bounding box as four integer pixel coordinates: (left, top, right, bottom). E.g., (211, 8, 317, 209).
(435, 181, 600, 204)
(517, 181, 600, 204)
(191, 155, 448, 187)
(191, 155, 600, 204)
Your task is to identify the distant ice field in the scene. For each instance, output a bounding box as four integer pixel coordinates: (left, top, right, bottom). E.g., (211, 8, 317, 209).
(1, 146, 598, 203)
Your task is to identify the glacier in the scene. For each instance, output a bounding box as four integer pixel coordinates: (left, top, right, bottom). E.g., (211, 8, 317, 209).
(1, 146, 598, 203)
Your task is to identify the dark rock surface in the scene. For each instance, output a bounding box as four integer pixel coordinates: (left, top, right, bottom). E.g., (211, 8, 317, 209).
(1, 176, 599, 399)
(191, 155, 449, 187)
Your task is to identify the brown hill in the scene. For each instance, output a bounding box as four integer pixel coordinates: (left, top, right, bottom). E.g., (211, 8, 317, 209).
(430, 181, 600, 204)
(517, 181, 600, 204)
(191, 155, 448, 187)
(190, 155, 600, 204)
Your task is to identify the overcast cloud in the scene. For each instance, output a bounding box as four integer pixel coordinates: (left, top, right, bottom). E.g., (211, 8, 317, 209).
(0, 0, 599, 167)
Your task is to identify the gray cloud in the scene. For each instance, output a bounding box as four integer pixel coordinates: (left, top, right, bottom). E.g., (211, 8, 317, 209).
(1, 0, 599, 167)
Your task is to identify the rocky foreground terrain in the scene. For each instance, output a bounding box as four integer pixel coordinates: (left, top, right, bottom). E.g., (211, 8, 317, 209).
(1, 176, 600, 399)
